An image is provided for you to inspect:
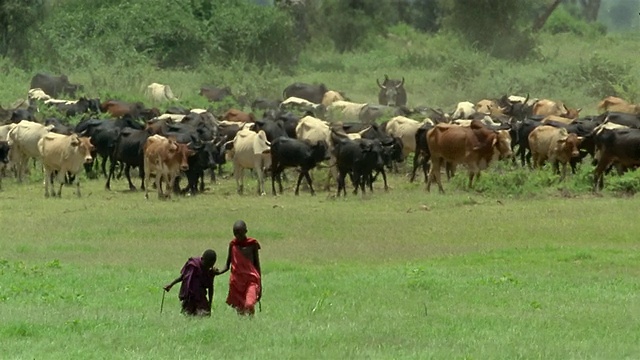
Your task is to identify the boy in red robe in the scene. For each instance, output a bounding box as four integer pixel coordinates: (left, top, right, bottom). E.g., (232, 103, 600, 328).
(217, 220, 262, 316)
(164, 249, 217, 316)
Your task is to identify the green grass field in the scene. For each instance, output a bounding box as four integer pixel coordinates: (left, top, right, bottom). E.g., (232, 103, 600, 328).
(1, 170, 639, 359)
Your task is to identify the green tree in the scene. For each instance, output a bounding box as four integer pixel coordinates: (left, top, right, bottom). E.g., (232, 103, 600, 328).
(0, 0, 46, 64)
(442, 0, 539, 60)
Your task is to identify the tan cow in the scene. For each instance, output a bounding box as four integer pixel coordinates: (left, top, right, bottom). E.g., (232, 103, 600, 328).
(426, 120, 512, 193)
(476, 99, 505, 116)
(385, 116, 423, 158)
(597, 96, 640, 115)
(228, 129, 271, 195)
(143, 135, 194, 199)
(321, 90, 345, 107)
(145, 83, 179, 103)
(326, 100, 367, 123)
(528, 125, 583, 181)
(7, 120, 54, 182)
(532, 99, 581, 119)
(38, 133, 94, 197)
(541, 115, 575, 125)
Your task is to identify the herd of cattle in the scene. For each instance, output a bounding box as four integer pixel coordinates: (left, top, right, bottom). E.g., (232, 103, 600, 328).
(1, 72, 640, 198)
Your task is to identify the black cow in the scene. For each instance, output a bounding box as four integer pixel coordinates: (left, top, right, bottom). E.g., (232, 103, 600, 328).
(270, 137, 329, 196)
(410, 122, 434, 183)
(75, 117, 144, 178)
(251, 98, 281, 113)
(593, 128, 640, 191)
(0, 140, 10, 190)
(515, 115, 546, 167)
(106, 128, 151, 191)
(602, 112, 640, 128)
(253, 118, 288, 142)
(282, 82, 328, 104)
(10, 108, 37, 123)
(333, 133, 385, 196)
(200, 85, 234, 102)
(377, 74, 407, 107)
(30, 73, 83, 98)
(50, 97, 101, 118)
(44, 118, 74, 135)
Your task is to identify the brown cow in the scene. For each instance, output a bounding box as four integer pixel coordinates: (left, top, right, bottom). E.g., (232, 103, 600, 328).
(532, 99, 581, 119)
(143, 135, 194, 199)
(101, 100, 160, 120)
(426, 120, 512, 193)
(528, 125, 583, 181)
(597, 96, 640, 115)
(37, 133, 94, 197)
(221, 108, 255, 123)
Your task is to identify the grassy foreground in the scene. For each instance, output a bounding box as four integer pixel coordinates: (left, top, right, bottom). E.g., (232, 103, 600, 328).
(1, 174, 639, 359)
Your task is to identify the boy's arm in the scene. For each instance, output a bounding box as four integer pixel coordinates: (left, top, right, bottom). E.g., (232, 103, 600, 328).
(216, 244, 233, 275)
(164, 275, 183, 292)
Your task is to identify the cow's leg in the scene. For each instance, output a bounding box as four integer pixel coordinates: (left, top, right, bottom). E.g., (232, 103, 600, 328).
(75, 174, 82, 197)
(410, 152, 421, 182)
(105, 158, 117, 190)
(56, 173, 64, 197)
(234, 164, 243, 195)
(294, 171, 306, 196)
(304, 171, 315, 196)
(271, 166, 279, 196)
(379, 168, 389, 191)
(336, 170, 346, 197)
(156, 172, 163, 199)
(44, 169, 51, 197)
(559, 162, 567, 182)
(122, 164, 136, 191)
(257, 168, 266, 196)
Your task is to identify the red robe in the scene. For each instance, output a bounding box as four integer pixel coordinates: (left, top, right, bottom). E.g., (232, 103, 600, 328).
(226, 237, 261, 311)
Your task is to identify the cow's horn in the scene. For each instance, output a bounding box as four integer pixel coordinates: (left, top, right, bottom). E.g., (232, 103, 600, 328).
(376, 78, 386, 89)
(397, 77, 405, 88)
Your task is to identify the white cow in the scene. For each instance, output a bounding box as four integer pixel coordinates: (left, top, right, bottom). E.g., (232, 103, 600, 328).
(326, 100, 366, 123)
(38, 133, 94, 197)
(385, 116, 424, 158)
(145, 83, 178, 103)
(7, 120, 54, 182)
(451, 101, 476, 120)
(228, 129, 271, 195)
(28, 88, 52, 101)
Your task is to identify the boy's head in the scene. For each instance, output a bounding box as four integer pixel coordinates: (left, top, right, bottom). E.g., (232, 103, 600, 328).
(233, 220, 248, 241)
(201, 249, 217, 269)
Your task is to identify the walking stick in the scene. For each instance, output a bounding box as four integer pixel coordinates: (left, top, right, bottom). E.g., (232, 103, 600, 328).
(160, 290, 166, 314)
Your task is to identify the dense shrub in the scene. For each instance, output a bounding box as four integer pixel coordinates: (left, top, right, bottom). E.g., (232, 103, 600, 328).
(23, 0, 299, 71)
(543, 6, 606, 37)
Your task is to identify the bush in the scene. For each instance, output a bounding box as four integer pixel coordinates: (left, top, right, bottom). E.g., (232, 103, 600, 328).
(543, 6, 606, 37)
(23, 0, 300, 71)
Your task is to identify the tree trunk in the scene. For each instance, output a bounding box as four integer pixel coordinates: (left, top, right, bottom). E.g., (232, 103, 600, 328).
(580, 0, 601, 22)
(532, 0, 563, 33)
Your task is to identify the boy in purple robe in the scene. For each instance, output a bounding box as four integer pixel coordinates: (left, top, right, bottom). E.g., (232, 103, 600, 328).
(164, 249, 217, 316)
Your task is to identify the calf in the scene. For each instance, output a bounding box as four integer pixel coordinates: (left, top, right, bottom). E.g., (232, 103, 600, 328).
(143, 135, 194, 199)
(333, 134, 385, 196)
(38, 133, 94, 197)
(106, 128, 151, 191)
(270, 137, 329, 196)
(528, 125, 583, 181)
